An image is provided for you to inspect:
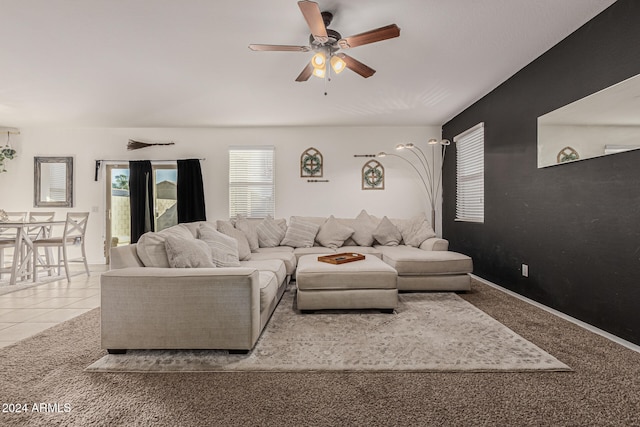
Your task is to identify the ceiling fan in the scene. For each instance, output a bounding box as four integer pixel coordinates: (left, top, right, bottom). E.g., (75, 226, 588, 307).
(249, 0, 400, 82)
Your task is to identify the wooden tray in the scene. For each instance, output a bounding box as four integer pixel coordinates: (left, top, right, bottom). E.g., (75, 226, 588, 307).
(318, 252, 365, 264)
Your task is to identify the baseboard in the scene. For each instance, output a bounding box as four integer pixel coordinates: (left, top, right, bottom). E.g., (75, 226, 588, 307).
(471, 274, 640, 355)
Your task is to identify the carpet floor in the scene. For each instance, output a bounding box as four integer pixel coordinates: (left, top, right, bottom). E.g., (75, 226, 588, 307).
(1, 279, 639, 426)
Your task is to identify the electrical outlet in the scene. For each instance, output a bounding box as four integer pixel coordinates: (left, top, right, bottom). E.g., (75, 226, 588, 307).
(522, 264, 529, 277)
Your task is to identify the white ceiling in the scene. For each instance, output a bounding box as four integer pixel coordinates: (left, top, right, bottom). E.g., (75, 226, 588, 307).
(0, 0, 616, 129)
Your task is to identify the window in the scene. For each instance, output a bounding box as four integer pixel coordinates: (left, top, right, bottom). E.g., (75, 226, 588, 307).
(455, 123, 484, 223)
(229, 146, 275, 219)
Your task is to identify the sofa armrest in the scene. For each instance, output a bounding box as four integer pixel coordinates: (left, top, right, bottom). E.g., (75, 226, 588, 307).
(100, 267, 262, 351)
(109, 244, 144, 269)
(420, 237, 449, 251)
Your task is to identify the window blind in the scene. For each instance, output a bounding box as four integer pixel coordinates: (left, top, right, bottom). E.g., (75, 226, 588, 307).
(455, 123, 484, 223)
(229, 146, 275, 219)
(48, 163, 67, 202)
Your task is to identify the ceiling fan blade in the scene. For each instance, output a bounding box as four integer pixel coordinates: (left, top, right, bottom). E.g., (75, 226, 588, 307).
(338, 24, 400, 49)
(295, 62, 314, 82)
(298, 1, 328, 44)
(249, 44, 311, 52)
(336, 53, 376, 78)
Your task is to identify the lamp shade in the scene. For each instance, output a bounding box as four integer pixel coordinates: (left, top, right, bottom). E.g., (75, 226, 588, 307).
(330, 55, 346, 74)
(312, 52, 326, 69)
(312, 66, 326, 78)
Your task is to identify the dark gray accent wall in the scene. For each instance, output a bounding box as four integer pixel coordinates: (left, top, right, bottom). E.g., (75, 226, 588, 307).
(442, 0, 640, 345)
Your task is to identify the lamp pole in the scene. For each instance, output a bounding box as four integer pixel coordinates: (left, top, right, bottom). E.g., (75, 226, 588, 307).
(379, 138, 449, 234)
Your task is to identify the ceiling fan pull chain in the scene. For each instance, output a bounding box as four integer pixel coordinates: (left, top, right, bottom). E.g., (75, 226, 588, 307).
(324, 55, 330, 96)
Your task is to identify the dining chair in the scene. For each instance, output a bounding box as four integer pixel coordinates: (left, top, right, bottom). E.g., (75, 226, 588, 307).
(28, 211, 56, 278)
(0, 211, 28, 280)
(32, 212, 90, 282)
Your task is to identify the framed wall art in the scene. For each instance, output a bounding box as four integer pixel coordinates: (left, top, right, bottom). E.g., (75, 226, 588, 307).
(362, 159, 384, 190)
(300, 147, 323, 178)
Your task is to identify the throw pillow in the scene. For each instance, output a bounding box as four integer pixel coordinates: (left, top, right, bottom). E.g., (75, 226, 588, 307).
(256, 216, 286, 248)
(350, 210, 378, 247)
(372, 216, 402, 246)
(198, 223, 241, 267)
(234, 214, 259, 252)
(136, 224, 196, 268)
(315, 215, 354, 249)
(164, 235, 215, 268)
(217, 220, 252, 260)
(280, 217, 320, 248)
(396, 213, 437, 247)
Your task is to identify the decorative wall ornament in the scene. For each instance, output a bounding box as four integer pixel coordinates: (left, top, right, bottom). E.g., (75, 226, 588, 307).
(362, 160, 385, 190)
(557, 146, 579, 163)
(307, 179, 329, 183)
(300, 147, 323, 177)
(127, 139, 175, 151)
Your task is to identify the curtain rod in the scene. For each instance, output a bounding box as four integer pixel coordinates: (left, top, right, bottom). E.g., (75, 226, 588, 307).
(94, 158, 206, 181)
(95, 158, 205, 162)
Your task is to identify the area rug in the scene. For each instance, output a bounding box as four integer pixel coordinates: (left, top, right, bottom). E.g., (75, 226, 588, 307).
(86, 289, 570, 373)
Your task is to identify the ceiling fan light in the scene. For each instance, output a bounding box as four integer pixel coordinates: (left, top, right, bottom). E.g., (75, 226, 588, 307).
(312, 66, 326, 78)
(330, 55, 346, 74)
(312, 52, 326, 69)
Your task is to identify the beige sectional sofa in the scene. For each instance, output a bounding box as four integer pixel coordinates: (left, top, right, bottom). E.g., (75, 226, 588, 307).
(101, 211, 472, 354)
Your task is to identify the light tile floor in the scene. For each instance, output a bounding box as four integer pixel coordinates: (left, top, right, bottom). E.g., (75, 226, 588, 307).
(0, 265, 105, 348)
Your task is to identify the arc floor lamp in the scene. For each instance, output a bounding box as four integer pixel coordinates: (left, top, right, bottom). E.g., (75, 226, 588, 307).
(377, 138, 450, 230)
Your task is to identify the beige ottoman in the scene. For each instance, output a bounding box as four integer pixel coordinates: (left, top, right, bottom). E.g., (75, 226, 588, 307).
(296, 254, 398, 313)
(379, 247, 473, 291)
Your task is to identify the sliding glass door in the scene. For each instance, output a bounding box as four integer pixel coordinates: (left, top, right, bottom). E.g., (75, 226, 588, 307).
(105, 163, 177, 261)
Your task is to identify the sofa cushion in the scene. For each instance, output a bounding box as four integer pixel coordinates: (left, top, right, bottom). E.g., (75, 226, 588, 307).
(258, 271, 279, 312)
(217, 220, 251, 260)
(379, 246, 473, 275)
(253, 246, 295, 254)
(240, 259, 287, 285)
(256, 216, 286, 248)
(350, 210, 378, 247)
(136, 224, 196, 268)
(164, 235, 215, 268)
(315, 215, 354, 249)
(340, 246, 383, 259)
(372, 216, 402, 246)
(248, 251, 297, 276)
(395, 213, 436, 247)
(293, 246, 336, 261)
(198, 223, 241, 267)
(280, 216, 320, 248)
(234, 215, 259, 252)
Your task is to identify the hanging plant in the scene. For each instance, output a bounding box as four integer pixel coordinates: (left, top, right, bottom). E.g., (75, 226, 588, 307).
(0, 131, 18, 173)
(0, 143, 17, 173)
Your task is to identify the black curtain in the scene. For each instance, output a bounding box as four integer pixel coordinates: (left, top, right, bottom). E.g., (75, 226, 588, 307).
(129, 160, 154, 243)
(177, 159, 206, 223)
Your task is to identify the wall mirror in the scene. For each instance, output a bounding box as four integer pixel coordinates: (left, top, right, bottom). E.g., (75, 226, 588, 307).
(537, 73, 640, 168)
(34, 156, 74, 207)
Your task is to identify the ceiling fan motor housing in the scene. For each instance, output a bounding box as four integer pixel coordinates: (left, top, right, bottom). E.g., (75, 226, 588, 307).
(309, 28, 342, 51)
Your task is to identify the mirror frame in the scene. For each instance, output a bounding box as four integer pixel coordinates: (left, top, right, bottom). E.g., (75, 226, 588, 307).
(34, 156, 74, 208)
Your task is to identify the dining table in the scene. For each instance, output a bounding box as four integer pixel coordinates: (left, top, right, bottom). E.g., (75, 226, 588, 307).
(0, 220, 66, 286)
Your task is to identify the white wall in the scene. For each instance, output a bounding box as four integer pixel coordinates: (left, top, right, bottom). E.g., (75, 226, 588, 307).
(0, 125, 442, 263)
